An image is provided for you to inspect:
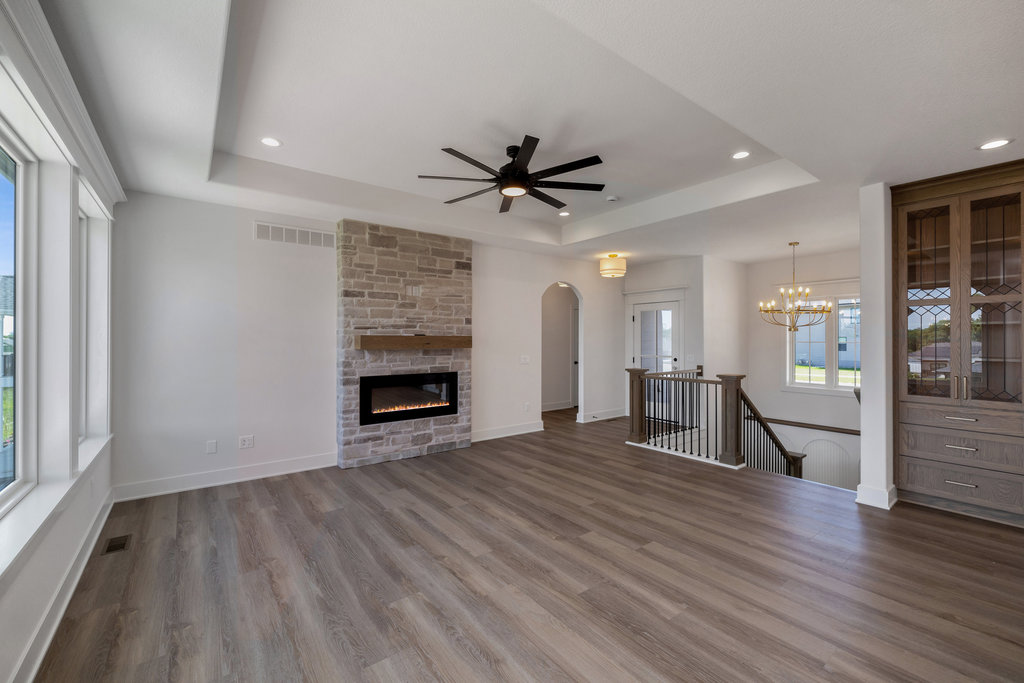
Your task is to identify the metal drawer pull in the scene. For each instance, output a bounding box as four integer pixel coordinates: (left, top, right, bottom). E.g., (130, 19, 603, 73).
(944, 444, 978, 452)
(944, 480, 977, 489)
(943, 416, 978, 422)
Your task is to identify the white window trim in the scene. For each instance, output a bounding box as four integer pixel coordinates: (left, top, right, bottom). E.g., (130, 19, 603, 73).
(784, 292, 861, 397)
(0, 116, 36, 518)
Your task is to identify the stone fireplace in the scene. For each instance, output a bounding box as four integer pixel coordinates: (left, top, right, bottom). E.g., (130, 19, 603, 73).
(337, 220, 471, 468)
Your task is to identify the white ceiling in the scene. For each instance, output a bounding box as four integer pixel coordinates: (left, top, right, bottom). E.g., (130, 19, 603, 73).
(41, 0, 1024, 265)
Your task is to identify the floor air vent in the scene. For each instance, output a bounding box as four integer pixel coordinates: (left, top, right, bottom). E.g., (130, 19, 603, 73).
(254, 222, 335, 249)
(102, 534, 132, 555)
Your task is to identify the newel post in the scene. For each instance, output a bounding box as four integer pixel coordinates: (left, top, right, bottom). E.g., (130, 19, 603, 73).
(717, 374, 746, 467)
(626, 368, 648, 443)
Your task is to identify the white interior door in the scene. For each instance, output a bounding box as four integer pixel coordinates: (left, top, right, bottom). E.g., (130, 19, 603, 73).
(633, 302, 680, 372)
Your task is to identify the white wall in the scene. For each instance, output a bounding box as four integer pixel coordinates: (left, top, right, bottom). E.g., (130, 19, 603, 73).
(744, 248, 861, 430)
(111, 192, 337, 499)
(541, 284, 577, 411)
(473, 245, 625, 440)
(702, 255, 747, 379)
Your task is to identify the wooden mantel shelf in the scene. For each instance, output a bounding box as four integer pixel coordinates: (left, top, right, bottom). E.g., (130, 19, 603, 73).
(355, 335, 472, 350)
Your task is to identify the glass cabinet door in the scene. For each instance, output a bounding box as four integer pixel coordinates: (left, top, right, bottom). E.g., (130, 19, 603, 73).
(964, 187, 1023, 408)
(906, 304, 953, 399)
(901, 200, 960, 402)
(969, 302, 1022, 404)
(906, 203, 953, 300)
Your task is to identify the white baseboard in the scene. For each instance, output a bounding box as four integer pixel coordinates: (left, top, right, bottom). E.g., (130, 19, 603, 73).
(16, 489, 113, 683)
(541, 400, 574, 412)
(577, 407, 626, 423)
(471, 421, 544, 442)
(113, 451, 337, 502)
(855, 483, 897, 509)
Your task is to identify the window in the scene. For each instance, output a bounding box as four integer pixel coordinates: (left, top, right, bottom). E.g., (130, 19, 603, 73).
(0, 146, 15, 494)
(788, 295, 860, 391)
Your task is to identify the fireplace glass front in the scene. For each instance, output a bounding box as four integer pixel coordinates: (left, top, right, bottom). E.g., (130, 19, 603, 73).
(359, 372, 458, 425)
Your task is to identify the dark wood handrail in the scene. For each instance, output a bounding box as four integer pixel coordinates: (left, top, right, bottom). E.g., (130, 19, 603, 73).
(759, 417, 860, 437)
(740, 390, 802, 475)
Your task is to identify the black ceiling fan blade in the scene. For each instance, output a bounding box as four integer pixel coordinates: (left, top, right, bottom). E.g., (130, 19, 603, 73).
(499, 195, 514, 213)
(513, 135, 540, 172)
(531, 155, 603, 180)
(444, 185, 498, 204)
(442, 148, 500, 176)
(528, 188, 567, 210)
(533, 180, 606, 192)
(418, 175, 497, 183)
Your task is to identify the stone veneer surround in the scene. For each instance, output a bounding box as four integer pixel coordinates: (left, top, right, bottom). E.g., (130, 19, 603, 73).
(337, 220, 472, 467)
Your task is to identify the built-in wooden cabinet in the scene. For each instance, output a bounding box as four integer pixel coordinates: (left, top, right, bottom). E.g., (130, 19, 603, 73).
(893, 160, 1024, 526)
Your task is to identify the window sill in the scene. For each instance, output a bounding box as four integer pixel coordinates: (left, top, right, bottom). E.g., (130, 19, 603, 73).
(77, 435, 108, 473)
(0, 435, 111, 592)
(783, 384, 860, 398)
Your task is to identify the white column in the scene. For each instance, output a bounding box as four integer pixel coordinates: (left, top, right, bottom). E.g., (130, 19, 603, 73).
(857, 182, 895, 509)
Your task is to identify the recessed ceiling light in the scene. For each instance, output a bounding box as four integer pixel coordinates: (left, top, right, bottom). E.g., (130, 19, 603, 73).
(606, 195, 619, 202)
(732, 150, 750, 159)
(978, 139, 1011, 150)
(260, 137, 282, 147)
(558, 211, 571, 217)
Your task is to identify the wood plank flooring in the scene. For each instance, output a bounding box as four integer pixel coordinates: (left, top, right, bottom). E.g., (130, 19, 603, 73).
(37, 409, 1024, 681)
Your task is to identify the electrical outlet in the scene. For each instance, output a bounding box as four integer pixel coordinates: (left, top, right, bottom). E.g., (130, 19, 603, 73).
(206, 440, 218, 454)
(238, 435, 255, 449)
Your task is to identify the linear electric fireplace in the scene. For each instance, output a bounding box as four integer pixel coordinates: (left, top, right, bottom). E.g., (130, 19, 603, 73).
(359, 372, 458, 425)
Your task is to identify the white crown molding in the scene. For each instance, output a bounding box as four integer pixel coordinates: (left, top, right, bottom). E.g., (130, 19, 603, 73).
(0, 0, 124, 214)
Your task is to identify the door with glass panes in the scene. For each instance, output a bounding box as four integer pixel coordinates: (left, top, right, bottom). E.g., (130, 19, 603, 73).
(633, 302, 680, 373)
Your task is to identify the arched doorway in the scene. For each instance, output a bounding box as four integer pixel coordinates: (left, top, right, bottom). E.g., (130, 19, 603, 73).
(541, 282, 582, 421)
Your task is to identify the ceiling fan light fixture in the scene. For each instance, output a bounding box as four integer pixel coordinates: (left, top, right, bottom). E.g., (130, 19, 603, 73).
(499, 181, 527, 197)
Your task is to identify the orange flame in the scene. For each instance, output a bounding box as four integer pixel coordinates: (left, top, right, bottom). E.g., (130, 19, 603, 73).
(372, 400, 450, 414)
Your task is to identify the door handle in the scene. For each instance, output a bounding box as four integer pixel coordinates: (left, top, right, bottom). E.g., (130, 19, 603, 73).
(963, 376, 968, 400)
(952, 375, 958, 400)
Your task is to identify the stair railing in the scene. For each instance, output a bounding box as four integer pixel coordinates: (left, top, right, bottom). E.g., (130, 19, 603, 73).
(626, 367, 804, 477)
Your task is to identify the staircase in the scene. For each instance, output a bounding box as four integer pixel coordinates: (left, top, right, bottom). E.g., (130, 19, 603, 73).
(626, 367, 804, 478)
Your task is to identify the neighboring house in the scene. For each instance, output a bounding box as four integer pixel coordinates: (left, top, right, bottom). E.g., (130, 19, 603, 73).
(907, 341, 983, 378)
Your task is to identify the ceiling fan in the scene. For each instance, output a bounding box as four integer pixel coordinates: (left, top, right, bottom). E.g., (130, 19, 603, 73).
(418, 134, 604, 213)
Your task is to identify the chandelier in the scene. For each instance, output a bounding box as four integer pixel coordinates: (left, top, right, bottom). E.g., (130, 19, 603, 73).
(758, 242, 831, 331)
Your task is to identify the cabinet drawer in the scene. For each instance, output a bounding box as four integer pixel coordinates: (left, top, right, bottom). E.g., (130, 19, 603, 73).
(900, 402, 1024, 437)
(899, 424, 1024, 475)
(898, 456, 1024, 513)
